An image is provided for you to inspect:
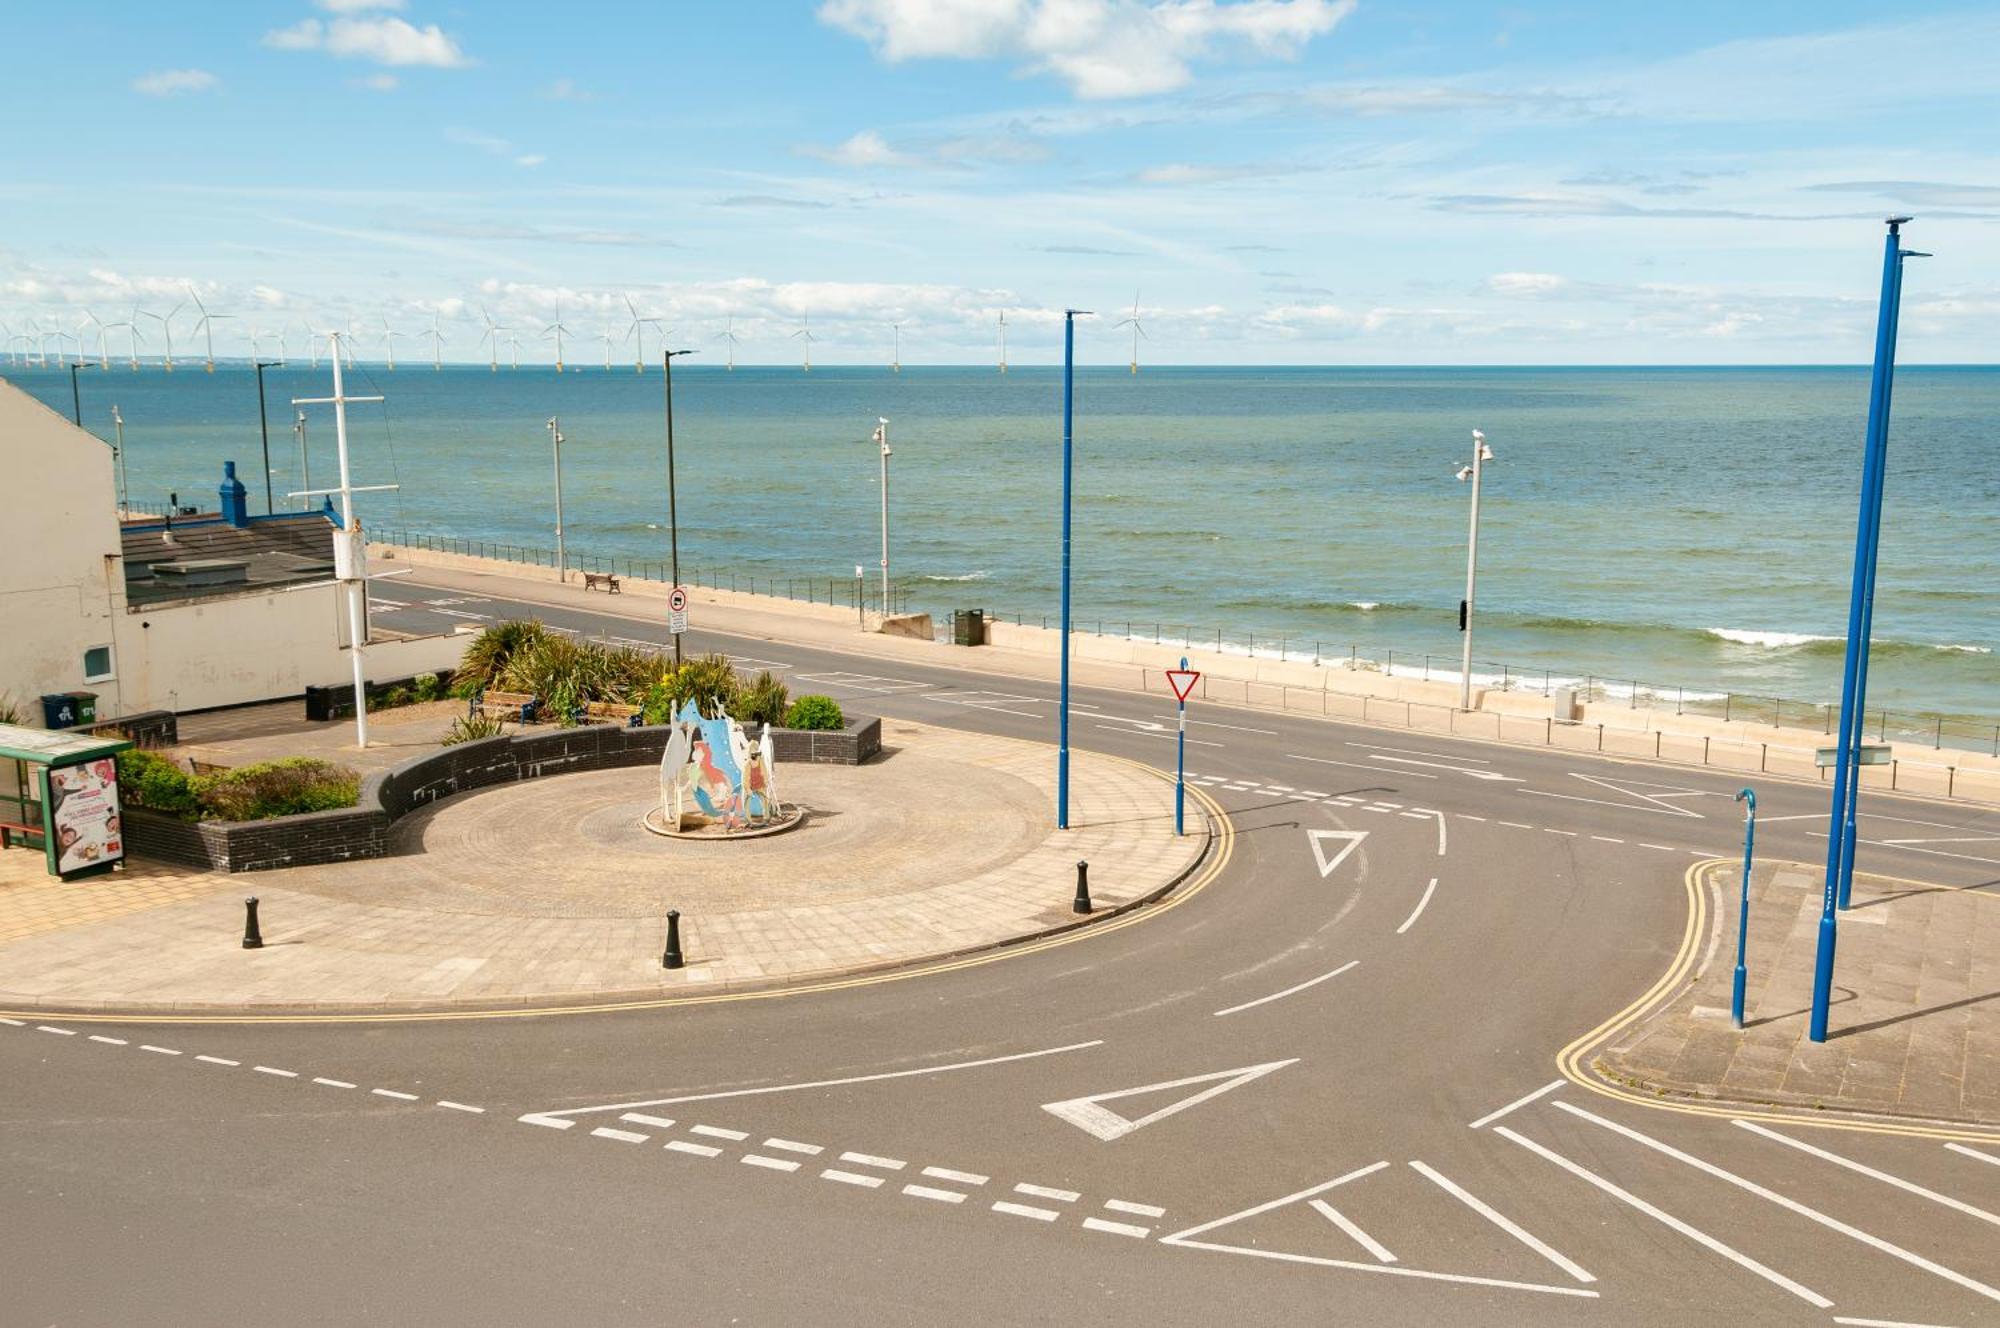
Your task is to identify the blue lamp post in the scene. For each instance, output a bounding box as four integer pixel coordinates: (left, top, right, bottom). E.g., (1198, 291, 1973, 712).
(1809, 217, 1928, 1044)
(1058, 308, 1091, 830)
(1731, 788, 1756, 1029)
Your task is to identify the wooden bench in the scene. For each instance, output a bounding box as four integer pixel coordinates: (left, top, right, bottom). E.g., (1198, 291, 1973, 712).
(583, 572, 621, 593)
(472, 690, 540, 723)
(576, 700, 643, 728)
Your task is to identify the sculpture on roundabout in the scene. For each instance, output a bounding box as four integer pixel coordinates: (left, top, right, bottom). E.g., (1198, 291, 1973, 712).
(657, 700, 782, 834)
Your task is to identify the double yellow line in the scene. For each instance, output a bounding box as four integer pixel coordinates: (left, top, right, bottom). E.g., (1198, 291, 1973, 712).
(1559, 859, 2000, 1145)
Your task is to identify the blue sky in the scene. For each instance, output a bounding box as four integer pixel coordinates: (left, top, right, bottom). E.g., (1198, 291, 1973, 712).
(2, 1, 1995, 365)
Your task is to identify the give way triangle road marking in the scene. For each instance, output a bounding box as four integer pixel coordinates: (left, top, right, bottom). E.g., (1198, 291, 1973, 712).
(1042, 1059, 1298, 1142)
(1308, 829, 1367, 878)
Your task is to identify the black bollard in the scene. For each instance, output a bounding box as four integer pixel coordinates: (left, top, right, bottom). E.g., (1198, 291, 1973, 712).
(1072, 860, 1091, 915)
(663, 908, 684, 969)
(242, 896, 264, 950)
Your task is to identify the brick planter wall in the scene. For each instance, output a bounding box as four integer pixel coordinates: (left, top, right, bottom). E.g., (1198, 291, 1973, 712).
(123, 715, 879, 873)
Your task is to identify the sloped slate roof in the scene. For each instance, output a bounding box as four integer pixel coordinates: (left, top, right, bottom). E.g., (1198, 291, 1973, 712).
(122, 511, 339, 607)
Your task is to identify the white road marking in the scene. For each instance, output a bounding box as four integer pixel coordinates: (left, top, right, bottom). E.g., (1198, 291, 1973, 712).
(1543, 828, 1576, 837)
(1082, 1217, 1152, 1238)
(313, 1077, 357, 1089)
(820, 1169, 884, 1189)
(1469, 1079, 1564, 1130)
(1267, 784, 1296, 792)
(1309, 1199, 1396, 1263)
(371, 1088, 420, 1101)
(1494, 1125, 1827, 1307)
(0, 1017, 23, 1025)
(1457, 814, 1487, 822)
(903, 1184, 966, 1204)
(141, 1045, 182, 1055)
(840, 1151, 906, 1171)
(253, 1065, 298, 1078)
(690, 1124, 750, 1141)
(436, 1101, 485, 1114)
(518, 1039, 1103, 1127)
(620, 1113, 678, 1129)
(1349, 741, 1494, 763)
(523, 1114, 572, 1128)
(88, 1035, 129, 1045)
(1223, 784, 1256, 792)
(592, 1127, 649, 1144)
(743, 1154, 802, 1173)
(1290, 753, 1438, 778)
(1734, 1120, 2000, 1229)
(1105, 1200, 1167, 1218)
(922, 1166, 988, 1185)
(36, 1025, 76, 1036)
(1591, 835, 1624, 844)
(1810, 833, 2000, 868)
(1396, 879, 1439, 935)
(1171, 717, 1278, 735)
(1521, 773, 1711, 818)
(1409, 808, 1448, 855)
(1555, 1101, 2000, 1305)
(1306, 829, 1367, 879)
(666, 1140, 722, 1158)
(1409, 1160, 1594, 1284)
(195, 1055, 239, 1066)
(1399, 810, 1429, 819)
(1360, 804, 1391, 813)
(993, 1201, 1061, 1222)
(1215, 966, 1357, 1017)
(765, 1138, 824, 1156)
(1947, 1142, 2000, 1168)
(1015, 1183, 1080, 1203)
(1094, 721, 1222, 748)
(1640, 843, 1679, 851)
(1497, 821, 1534, 830)
(1043, 1059, 1303, 1142)
(429, 608, 489, 620)
(1833, 1317, 1962, 1327)
(1298, 790, 1330, 798)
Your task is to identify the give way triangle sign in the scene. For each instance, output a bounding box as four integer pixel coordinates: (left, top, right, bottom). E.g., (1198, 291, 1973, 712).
(1165, 669, 1201, 703)
(1042, 1059, 1297, 1141)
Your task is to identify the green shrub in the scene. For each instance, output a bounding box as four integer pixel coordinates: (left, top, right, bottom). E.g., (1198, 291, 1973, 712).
(369, 685, 412, 712)
(115, 748, 200, 819)
(783, 695, 844, 731)
(662, 654, 741, 718)
(734, 671, 790, 727)
(442, 712, 507, 746)
(0, 694, 23, 726)
(412, 672, 444, 703)
(498, 634, 665, 725)
(194, 757, 360, 821)
(456, 619, 548, 693)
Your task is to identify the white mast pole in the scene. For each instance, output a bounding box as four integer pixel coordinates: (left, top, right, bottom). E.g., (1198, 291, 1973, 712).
(1458, 429, 1492, 712)
(329, 333, 370, 747)
(876, 417, 891, 619)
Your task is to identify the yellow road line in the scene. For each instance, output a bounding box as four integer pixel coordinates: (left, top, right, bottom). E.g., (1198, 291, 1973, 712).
(0, 770, 1233, 1028)
(1558, 859, 2000, 1144)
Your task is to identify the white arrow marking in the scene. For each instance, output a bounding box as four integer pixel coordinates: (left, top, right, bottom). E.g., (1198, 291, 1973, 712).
(1042, 1059, 1298, 1142)
(1364, 753, 1521, 782)
(1308, 829, 1367, 878)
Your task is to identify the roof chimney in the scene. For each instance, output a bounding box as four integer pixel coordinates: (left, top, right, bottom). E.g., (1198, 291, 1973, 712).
(219, 461, 249, 528)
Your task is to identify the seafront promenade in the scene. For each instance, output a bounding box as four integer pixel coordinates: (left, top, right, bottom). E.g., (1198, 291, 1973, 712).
(370, 540, 2000, 807)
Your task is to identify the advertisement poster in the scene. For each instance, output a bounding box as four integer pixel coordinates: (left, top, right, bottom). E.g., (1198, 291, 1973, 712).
(44, 758, 124, 877)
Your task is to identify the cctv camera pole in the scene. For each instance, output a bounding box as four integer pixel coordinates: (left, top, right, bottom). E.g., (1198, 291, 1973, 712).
(1457, 430, 1492, 711)
(547, 417, 567, 583)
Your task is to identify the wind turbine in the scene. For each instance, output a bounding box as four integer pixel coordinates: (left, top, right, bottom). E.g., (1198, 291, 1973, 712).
(427, 309, 445, 371)
(302, 317, 321, 370)
(84, 310, 111, 369)
(624, 294, 662, 373)
(119, 311, 145, 370)
(187, 284, 230, 372)
(598, 315, 617, 371)
(713, 314, 740, 371)
(275, 324, 289, 367)
(479, 306, 504, 373)
(792, 313, 815, 372)
(146, 302, 186, 371)
(381, 317, 400, 371)
(997, 309, 1008, 374)
(544, 302, 570, 373)
(506, 330, 522, 369)
(0, 320, 12, 367)
(891, 322, 901, 374)
(1115, 291, 1145, 374)
(248, 323, 263, 363)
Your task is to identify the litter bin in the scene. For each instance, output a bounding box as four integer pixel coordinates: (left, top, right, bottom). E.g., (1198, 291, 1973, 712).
(39, 691, 97, 729)
(952, 609, 987, 647)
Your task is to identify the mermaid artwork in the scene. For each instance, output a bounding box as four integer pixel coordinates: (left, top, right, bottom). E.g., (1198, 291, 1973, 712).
(658, 701, 781, 832)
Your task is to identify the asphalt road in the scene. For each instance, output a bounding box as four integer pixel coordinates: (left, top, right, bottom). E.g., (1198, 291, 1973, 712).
(3, 577, 1996, 1326)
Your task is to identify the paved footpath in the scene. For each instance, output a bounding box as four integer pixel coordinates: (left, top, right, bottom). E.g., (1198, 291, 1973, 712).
(0, 721, 1209, 1013)
(1601, 858, 2000, 1125)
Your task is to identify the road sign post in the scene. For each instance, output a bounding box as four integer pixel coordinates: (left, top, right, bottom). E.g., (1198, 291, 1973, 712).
(668, 584, 689, 638)
(1732, 787, 1756, 1029)
(1166, 660, 1200, 837)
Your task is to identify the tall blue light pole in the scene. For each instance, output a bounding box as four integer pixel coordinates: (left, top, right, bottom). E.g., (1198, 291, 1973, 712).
(1731, 787, 1756, 1029)
(1809, 217, 1927, 1044)
(1058, 308, 1091, 829)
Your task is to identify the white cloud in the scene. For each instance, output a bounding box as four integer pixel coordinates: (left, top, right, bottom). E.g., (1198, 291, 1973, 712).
(318, 0, 404, 10)
(355, 72, 400, 91)
(1488, 271, 1567, 296)
(820, 0, 1353, 98)
(1135, 161, 1299, 184)
(800, 130, 919, 169)
(541, 77, 594, 101)
(442, 127, 546, 168)
(132, 68, 219, 96)
(515, 154, 547, 168)
(264, 15, 471, 68)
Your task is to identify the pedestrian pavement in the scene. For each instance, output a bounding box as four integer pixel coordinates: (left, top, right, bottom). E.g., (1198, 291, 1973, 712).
(1600, 859, 1999, 1127)
(0, 721, 1209, 1014)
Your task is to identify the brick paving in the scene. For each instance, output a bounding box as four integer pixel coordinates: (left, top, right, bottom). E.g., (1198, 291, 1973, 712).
(1600, 859, 1999, 1127)
(0, 721, 1207, 1013)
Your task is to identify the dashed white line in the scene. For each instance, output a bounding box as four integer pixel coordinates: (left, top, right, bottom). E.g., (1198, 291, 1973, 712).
(253, 1065, 298, 1078)
(743, 1154, 802, 1173)
(1498, 821, 1533, 830)
(840, 1151, 907, 1171)
(993, 1201, 1061, 1222)
(1104, 1200, 1167, 1218)
(1543, 828, 1577, 837)
(1298, 790, 1330, 798)
(1410, 1160, 1594, 1284)
(903, 1184, 966, 1204)
(88, 1034, 129, 1045)
(1734, 1120, 2000, 1229)
(1267, 784, 1296, 792)
(1310, 1198, 1396, 1263)
(195, 1055, 239, 1066)
(592, 1127, 650, 1144)
(666, 1140, 722, 1158)
(0, 1017, 25, 1026)
(1372, 801, 1403, 810)
(691, 1124, 750, 1141)
(37, 1025, 77, 1036)
(1590, 836, 1625, 844)
(523, 1114, 573, 1129)
(1457, 814, 1488, 822)
(313, 1077, 357, 1089)
(821, 1169, 884, 1189)
(1469, 1079, 1564, 1130)
(1014, 1183, 1080, 1203)
(1081, 1217, 1151, 1238)
(765, 1138, 824, 1156)
(1833, 1316, 1962, 1328)
(1396, 878, 1439, 935)
(436, 1101, 485, 1114)
(921, 1166, 988, 1186)
(620, 1112, 677, 1129)
(1640, 843, 1679, 852)
(141, 1044, 182, 1056)
(1213, 960, 1359, 1017)
(371, 1088, 420, 1101)
(1947, 1142, 2000, 1168)
(1399, 811, 1430, 820)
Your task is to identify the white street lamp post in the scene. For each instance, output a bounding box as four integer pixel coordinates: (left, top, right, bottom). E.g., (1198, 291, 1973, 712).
(1456, 429, 1495, 711)
(548, 417, 567, 583)
(875, 417, 891, 620)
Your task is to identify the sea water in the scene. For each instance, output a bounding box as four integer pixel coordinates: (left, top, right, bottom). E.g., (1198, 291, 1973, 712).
(9, 361, 1997, 726)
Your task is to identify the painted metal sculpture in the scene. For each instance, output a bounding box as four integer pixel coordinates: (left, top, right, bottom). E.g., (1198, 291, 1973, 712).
(658, 701, 781, 832)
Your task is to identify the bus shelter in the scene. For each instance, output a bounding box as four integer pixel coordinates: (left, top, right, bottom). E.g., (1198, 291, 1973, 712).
(0, 724, 132, 881)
